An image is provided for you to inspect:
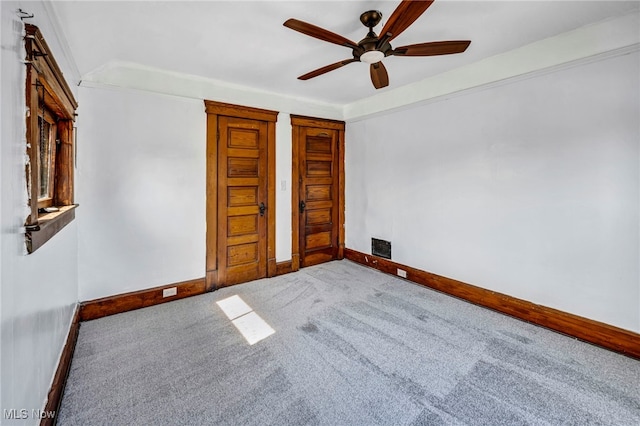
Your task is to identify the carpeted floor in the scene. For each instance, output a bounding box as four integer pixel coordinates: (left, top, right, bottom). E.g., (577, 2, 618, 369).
(58, 260, 640, 425)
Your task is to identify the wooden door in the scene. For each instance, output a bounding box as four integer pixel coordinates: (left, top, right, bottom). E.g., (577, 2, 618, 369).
(292, 116, 345, 268)
(218, 116, 268, 285)
(205, 101, 278, 290)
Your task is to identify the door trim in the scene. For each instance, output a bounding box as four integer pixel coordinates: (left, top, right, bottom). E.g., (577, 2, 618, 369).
(205, 100, 278, 291)
(291, 115, 345, 270)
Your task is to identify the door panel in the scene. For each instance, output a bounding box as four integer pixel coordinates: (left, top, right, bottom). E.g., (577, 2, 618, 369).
(228, 215, 258, 236)
(307, 185, 332, 200)
(306, 231, 332, 249)
(306, 160, 332, 176)
(228, 187, 258, 206)
(306, 209, 332, 225)
(306, 136, 332, 153)
(299, 127, 340, 267)
(218, 116, 268, 286)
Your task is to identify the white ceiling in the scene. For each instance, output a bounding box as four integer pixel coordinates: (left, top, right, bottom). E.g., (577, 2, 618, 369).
(51, 1, 639, 105)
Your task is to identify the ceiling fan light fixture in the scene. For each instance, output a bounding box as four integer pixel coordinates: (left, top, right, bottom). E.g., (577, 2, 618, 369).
(360, 50, 384, 64)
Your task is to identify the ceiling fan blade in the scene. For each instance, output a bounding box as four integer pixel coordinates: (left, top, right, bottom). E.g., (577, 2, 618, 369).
(284, 19, 358, 49)
(370, 62, 389, 89)
(392, 40, 471, 56)
(298, 58, 358, 80)
(380, 0, 435, 42)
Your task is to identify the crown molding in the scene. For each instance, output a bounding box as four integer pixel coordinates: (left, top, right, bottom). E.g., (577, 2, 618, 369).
(80, 61, 343, 120)
(78, 10, 638, 123)
(343, 11, 640, 121)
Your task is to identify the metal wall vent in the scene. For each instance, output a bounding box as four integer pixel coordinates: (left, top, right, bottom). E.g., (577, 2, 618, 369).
(371, 238, 391, 259)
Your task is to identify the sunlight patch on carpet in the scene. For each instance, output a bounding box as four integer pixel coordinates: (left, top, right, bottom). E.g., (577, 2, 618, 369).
(217, 295, 275, 345)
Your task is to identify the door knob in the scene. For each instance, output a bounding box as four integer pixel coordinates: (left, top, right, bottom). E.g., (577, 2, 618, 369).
(299, 200, 306, 213)
(259, 202, 266, 216)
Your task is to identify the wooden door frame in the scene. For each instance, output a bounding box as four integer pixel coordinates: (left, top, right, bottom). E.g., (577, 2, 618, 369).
(205, 100, 278, 291)
(291, 115, 345, 271)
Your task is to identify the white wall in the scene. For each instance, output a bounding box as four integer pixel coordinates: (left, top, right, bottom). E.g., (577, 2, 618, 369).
(346, 51, 640, 333)
(76, 88, 295, 300)
(76, 87, 207, 301)
(275, 114, 293, 262)
(1, 1, 79, 423)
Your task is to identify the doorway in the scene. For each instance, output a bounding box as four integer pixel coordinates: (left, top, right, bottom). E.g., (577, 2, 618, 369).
(205, 101, 278, 289)
(291, 115, 345, 268)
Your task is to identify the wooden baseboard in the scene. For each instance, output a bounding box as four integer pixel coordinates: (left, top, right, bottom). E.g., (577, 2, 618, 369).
(275, 260, 293, 276)
(276, 254, 301, 276)
(344, 248, 640, 359)
(42, 304, 80, 426)
(80, 277, 206, 321)
(275, 260, 294, 276)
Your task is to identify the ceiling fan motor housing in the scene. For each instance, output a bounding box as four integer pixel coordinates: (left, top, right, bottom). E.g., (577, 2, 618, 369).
(354, 10, 395, 63)
(355, 32, 392, 63)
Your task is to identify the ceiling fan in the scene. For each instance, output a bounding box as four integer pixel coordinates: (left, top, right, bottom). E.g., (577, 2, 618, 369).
(283, 0, 471, 89)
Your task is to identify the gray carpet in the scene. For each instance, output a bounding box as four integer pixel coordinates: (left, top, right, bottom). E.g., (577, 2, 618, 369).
(58, 260, 640, 425)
